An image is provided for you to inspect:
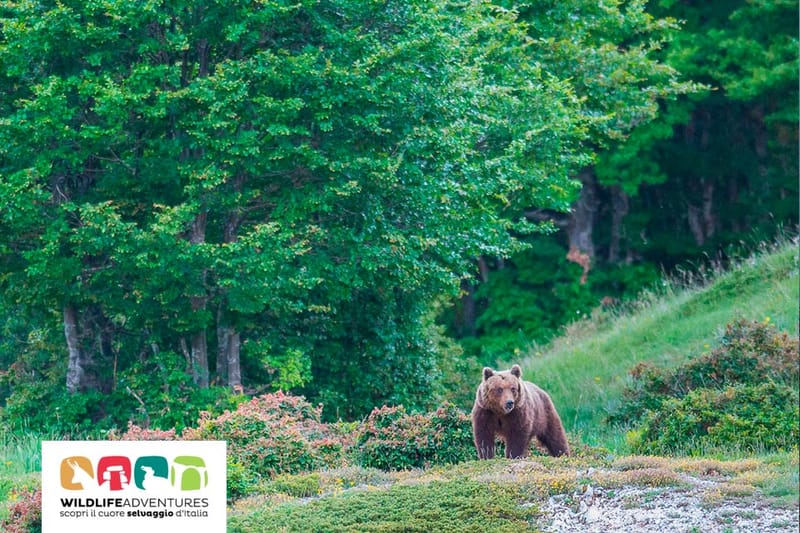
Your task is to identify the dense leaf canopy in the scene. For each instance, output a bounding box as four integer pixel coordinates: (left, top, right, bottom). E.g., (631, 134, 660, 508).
(0, 0, 687, 424)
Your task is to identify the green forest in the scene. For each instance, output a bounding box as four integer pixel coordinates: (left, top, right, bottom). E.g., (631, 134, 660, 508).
(0, 0, 796, 432)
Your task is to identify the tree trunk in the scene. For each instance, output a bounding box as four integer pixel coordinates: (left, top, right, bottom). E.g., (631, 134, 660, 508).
(608, 185, 629, 264)
(687, 203, 705, 246)
(212, 325, 242, 389)
(566, 170, 598, 283)
(477, 256, 490, 283)
(64, 305, 85, 394)
(217, 199, 243, 389)
(455, 279, 477, 337)
(688, 178, 715, 247)
(702, 179, 715, 240)
(190, 211, 209, 388)
(683, 108, 716, 247)
(215, 323, 242, 389)
(216, 312, 229, 383)
(190, 330, 209, 388)
(226, 330, 241, 389)
(728, 178, 741, 233)
(90, 307, 114, 393)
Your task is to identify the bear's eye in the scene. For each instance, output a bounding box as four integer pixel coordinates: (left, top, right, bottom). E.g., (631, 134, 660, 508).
(493, 387, 503, 395)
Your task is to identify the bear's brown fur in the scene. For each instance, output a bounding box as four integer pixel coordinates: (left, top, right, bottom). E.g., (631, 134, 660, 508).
(471, 364, 570, 458)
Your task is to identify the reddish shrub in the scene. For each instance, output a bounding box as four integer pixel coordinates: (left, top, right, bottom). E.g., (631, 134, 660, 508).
(107, 421, 178, 441)
(357, 402, 474, 470)
(184, 392, 350, 491)
(0, 487, 41, 533)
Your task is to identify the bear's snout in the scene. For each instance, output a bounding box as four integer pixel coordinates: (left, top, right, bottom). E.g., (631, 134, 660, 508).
(504, 399, 515, 412)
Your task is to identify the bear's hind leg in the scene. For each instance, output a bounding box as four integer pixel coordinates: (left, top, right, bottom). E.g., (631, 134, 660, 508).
(504, 431, 531, 459)
(537, 420, 570, 457)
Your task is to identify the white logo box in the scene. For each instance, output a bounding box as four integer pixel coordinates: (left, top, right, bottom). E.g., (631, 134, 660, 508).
(41, 440, 226, 533)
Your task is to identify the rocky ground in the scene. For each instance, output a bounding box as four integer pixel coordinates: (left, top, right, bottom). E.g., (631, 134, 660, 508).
(541, 472, 799, 533)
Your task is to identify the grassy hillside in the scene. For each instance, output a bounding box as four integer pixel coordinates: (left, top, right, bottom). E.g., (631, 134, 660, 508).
(519, 239, 799, 448)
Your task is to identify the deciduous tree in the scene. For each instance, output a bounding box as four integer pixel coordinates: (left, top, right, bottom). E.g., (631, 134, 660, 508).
(0, 0, 689, 424)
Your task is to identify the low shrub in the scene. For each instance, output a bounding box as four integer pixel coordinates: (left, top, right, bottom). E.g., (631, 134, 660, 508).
(672, 319, 798, 389)
(107, 422, 178, 441)
(612, 318, 798, 424)
(357, 402, 474, 470)
(614, 318, 799, 454)
(183, 392, 352, 498)
(631, 382, 799, 454)
(229, 478, 537, 533)
(111, 395, 478, 498)
(264, 472, 322, 498)
(318, 466, 392, 490)
(0, 487, 41, 533)
(225, 457, 253, 501)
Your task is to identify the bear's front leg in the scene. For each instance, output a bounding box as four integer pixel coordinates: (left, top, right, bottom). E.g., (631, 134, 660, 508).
(472, 412, 497, 459)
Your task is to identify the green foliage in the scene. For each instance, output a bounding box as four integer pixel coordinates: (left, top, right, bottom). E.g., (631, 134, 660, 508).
(460, 0, 798, 361)
(596, 0, 798, 261)
(263, 472, 322, 498)
(615, 318, 799, 454)
(0, 433, 45, 478)
(357, 403, 474, 470)
(458, 236, 660, 363)
(303, 290, 445, 420)
(613, 318, 799, 424)
(1, 388, 105, 437)
(0, 0, 688, 426)
(115, 352, 247, 430)
(511, 0, 694, 144)
(225, 458, 252, 502)
(229, 478, 538, 533)
(1, 346, 244, 435)
(630, 382, 799, 455)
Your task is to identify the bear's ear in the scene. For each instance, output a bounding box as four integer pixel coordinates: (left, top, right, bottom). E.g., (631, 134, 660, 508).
(510, 364, 522, 378)
(482, 367, 495, 381)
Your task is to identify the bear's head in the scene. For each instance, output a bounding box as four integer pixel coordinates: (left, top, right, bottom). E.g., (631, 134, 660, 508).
(480, 364, 525, 415)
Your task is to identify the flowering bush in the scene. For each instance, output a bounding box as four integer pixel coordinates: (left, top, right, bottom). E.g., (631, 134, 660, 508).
(107, 421, 178, 441)
(184, 392, 351, 498)
(0, 487, 41, 533)
(357, 402, 474, 470)
(106, 395, 476, 498)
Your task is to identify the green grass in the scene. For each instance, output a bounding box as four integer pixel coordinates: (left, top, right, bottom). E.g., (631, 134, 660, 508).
(0, 430, 45, 524)
(0, 430, 46, 476)
(752, 452, 800, 508)
(520, 240, 799, 448)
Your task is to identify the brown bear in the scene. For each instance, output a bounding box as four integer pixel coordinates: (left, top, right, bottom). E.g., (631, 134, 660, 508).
(471, 364, 570, 458)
